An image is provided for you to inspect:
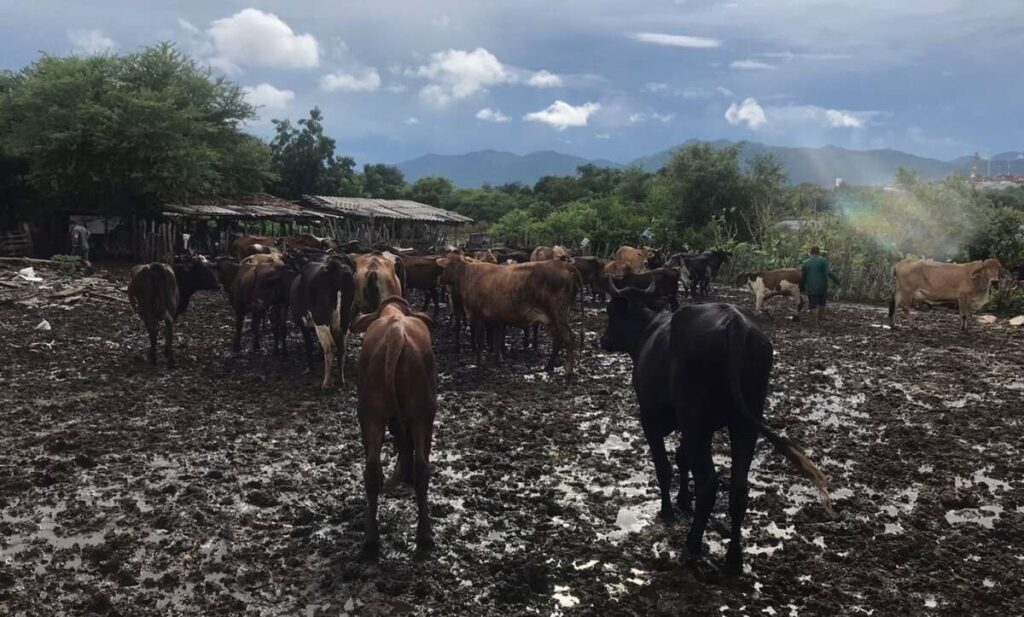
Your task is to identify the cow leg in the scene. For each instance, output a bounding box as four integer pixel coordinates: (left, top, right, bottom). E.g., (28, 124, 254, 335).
(413, 422, 435, 558)
(163, 318, 175, 369)
(336, 332, 348, 388)
(675, 440, 692, 513)
(361, 421, 386, 559)
(724, 429, 756, 576)
(492, 325, 506, 365)
(532, 323, 540, 350)
(958, 295, 970, 331)
(146, 320, 158, 366)
(522, 327, 530, 351)
(544, 324, 562, 373)
(232, 311, 244, 352)
(301, 326, 316, 370)
(560, 320, 576, 381)
(684, 433, 718, 559)
(645, 426, 674, 522)
(251, 309, 263, 352)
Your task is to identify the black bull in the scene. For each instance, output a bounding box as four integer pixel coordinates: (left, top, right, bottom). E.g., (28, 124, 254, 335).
(599, 280, 833, 575)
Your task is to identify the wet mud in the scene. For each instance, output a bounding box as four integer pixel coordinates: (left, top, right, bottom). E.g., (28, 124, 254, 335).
(1, 265, 1022, 616)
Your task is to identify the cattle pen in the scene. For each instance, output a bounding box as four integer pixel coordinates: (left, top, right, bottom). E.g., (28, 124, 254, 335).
(300, 195, 474, 249)
(1, 257, 1022, 616)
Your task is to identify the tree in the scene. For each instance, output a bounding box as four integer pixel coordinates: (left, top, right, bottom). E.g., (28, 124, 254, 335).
(407, 176, 454, 207)
(0, 43, 272, 214)
(269, 107, 357, 198)
(739, 152, 788, 243)
(656, 142, 750, 237)
(362, 164, 406, 199)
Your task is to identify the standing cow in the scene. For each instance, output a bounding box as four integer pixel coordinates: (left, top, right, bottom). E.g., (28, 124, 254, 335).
(350, 296, 438, 559)
(889, 258, 1004, 330)
(290, 254, 357, 388)
(438, 254, 582, 380)
(614, 246, 656, 272)
(353, 252, 404, 313)
(128, 256, 220, 367)
(600, 280, 832, 576)
(739, 268, 805, 314)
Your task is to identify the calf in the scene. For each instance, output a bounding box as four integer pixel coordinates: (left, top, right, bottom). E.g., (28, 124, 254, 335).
(128, 256, 219, 367)
(570, 256, 607, 302)
(350, 296, 438, 558)
(600, 280, 832, 576)
(439, 254, 582, 380)
(290, 254, 357, 388)
(889, 258, 1004, 330)
(667, 253, 710, 297)
(354, 252, 404, 313)
(739, 268, 805, 314)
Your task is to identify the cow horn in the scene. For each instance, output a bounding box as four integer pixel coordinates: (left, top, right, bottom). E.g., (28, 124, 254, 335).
(642, 278, 656, 295)
(607, 276, 622, 298)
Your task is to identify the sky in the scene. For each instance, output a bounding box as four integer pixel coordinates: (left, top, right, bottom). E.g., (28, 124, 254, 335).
(1, 0, 1022, 166)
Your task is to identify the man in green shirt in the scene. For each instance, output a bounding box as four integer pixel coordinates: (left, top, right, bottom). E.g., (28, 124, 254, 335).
(800, 246, 841, 326)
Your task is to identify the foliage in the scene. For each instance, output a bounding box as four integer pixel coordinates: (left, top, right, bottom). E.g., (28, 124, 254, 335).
(0, 43, 273, 214)
(269, 107, 358, 199)
(51, 254, 82, 277)
(362, 164, 406, 199)
(406, 176, 454, 207)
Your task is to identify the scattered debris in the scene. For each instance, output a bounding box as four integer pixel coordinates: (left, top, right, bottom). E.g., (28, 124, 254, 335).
(34, 319, 51, 331)
(976, 314, 997, 324)
(1009, 315, 1024, 327)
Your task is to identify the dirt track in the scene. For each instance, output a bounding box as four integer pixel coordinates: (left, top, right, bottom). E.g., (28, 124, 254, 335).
(2, 264, 1022, 616)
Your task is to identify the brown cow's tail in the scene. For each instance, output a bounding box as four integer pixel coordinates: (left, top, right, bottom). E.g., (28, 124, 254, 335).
(383, 320, 406, 417)
(366, 271, 380, 311)
(725, 315, 834, 516)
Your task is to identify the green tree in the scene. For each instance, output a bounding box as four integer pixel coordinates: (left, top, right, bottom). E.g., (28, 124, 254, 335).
(269, 107, 357, 198)
(362, 164, 406, 199)
(655, 142, 750, 238)
(0, 43, 272, 214)
(406, 176, 454, 207)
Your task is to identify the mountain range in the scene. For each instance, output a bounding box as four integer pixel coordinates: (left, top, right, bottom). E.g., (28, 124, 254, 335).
(395, 142, 1024, 188)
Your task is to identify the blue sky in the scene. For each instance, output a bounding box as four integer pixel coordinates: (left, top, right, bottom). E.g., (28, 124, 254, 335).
(2, 0, 1022, 165)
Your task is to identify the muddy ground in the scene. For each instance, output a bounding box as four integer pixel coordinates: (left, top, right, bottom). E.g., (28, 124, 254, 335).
(1, 263, 1022, 616)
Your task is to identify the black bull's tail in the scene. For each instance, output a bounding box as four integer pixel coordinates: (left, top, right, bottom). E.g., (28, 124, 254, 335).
(726, 317, 834, 516)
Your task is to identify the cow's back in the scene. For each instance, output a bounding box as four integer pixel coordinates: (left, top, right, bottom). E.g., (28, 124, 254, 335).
(129, 263, 178, 324)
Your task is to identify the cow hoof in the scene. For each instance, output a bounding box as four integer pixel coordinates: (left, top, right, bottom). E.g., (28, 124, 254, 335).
(658, 507, 675, 523)
(685, 554, 721, 584)
(360, 541, 380, 562)
(414, 535, 434, 561)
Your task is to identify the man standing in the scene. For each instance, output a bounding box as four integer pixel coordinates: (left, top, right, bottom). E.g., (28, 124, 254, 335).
(70, 221, 90, 265)
(800, 246, 840, 326)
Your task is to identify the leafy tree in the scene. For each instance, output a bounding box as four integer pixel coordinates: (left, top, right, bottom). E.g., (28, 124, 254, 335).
(269, 107, 357, 198)
(533, 174, 587, 207)
(0, 43, 272, 214)
(406, 176, 454, 207)
(655, 142, 751, 237)
(489, 208, 535, 245)
(362, 164, 406, 199)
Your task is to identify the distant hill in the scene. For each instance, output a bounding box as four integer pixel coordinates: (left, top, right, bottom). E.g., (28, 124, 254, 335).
(630, 141, 954, 186)
(396, 149, 621, 187)
(395, 142, 1022, 188)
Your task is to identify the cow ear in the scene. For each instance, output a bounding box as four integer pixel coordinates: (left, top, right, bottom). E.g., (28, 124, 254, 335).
(350, 312, 379, 333)
(409, 311, 436, 331)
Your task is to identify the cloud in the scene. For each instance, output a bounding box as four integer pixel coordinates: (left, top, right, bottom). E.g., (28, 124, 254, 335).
(524, 100, 600, 130)
(629, 111, 674, 124)
(725, 97, 768, 129)
(730, 59, 776, 70)
(476, 108, 511, 123)
(68, 29, 116, 55)
(319, 69, 382, 92)
(385, 82, 408, 94)
(596, 133, 613, 140)
(716, 86, 734, 97)
(628, 32, 721, 48)
(644, 82, 670, 93)
(242, 83, 295, 109)
(415, 48, 509, 106)
(756, 51, 852, 61)
(527, 70, 563, 88)
(208, 9, 319, 69)
(404, 117, 420, 125)
(177, 18, 200, 35)
(726, 97, 878, 131)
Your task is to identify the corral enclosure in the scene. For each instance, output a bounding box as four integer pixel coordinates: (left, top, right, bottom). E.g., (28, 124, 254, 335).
(1, 263, 1023, 616)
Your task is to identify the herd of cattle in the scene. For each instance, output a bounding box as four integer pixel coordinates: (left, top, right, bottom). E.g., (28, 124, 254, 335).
(123, 233, 1008, 571)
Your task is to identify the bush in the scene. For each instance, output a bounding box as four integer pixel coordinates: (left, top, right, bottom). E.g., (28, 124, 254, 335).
(51, 254, 81, 277)
(987, 286, 1024, 317)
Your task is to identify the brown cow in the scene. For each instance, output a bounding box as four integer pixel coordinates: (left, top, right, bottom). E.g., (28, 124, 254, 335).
(354, 252, 404, 313)
(230, 258, 293, 353)
(282, 233, 337, 252)
(530, 245, 571, 261)
(350, 296, 437, 558)
(438, 254, 582, 380)
(231, 235, 280, 260)
(399, 254, 444, 318)
(618, 267, 681, 311)
(472, 250, 498, 263)
(889, 258, 1004, 330)
(739, 269, 805, 314)
(128, 257, 219, 367)
(570, 256, 607, 302)
(614, 246, 656, 272)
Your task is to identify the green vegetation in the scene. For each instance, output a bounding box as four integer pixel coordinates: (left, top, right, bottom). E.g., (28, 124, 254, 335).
(1, 46, 1021, 312)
